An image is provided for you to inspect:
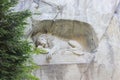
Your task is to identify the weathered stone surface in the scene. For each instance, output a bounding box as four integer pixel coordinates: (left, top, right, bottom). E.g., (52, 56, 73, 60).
(33, 64, 94, 80)
(16, 0, 120, 80)
(16, 0, 119, 39)
(30, 0, 119, 39)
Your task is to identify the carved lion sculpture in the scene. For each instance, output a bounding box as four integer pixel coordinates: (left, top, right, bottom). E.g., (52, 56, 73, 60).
(33, 34, 87, 62)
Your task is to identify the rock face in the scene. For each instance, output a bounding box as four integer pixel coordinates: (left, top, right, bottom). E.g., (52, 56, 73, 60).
(17, 0, 120, 80)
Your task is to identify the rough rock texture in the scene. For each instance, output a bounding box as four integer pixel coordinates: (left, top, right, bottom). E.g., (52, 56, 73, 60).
(16, 0, 120, 80)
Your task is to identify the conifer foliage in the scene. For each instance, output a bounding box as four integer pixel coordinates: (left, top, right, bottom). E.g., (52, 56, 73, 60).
(0, 0, 38, 80)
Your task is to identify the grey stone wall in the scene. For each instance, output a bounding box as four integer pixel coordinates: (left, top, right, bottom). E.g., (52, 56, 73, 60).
(33, 63, 94, 80)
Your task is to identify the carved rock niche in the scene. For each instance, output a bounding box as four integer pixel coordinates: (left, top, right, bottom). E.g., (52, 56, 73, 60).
(32, 19, 98, 52)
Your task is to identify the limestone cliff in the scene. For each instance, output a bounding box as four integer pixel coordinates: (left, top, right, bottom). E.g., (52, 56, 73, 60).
(16, 0, 120, 80)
